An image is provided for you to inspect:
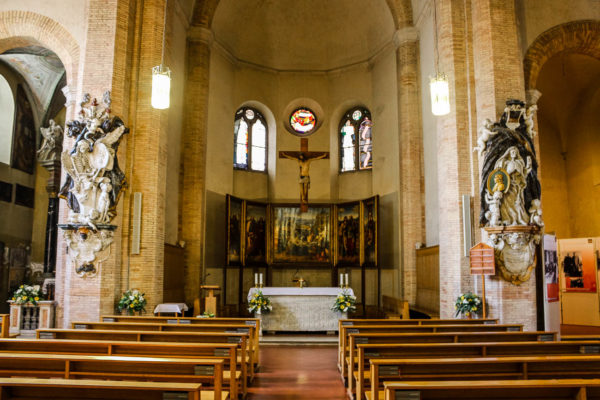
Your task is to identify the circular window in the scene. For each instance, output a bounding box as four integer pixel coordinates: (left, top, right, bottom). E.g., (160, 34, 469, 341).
(245, 109, 255, 120)
(290, 108, 317, 135)
(352, 110, 362, 121)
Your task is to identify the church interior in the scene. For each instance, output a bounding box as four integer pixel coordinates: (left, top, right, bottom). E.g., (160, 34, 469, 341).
(0, 0, 599, 399)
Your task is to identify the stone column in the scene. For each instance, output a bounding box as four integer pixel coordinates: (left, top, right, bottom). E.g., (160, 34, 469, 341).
(38, 159, 61, 275)
(471, 0, 535, 330)
(180, 27, 212, 305)
(395, 28, 425, 305)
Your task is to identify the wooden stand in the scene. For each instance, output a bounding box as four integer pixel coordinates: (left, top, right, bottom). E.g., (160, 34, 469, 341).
(200, 285, 220, 316)
(470, 243, 496, 319)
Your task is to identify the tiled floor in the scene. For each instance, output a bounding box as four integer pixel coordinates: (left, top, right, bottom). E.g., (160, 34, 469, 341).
(247, 345, 347, 399)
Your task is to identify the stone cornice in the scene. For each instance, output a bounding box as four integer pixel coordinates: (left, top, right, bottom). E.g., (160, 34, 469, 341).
(393, 27, 419, 47)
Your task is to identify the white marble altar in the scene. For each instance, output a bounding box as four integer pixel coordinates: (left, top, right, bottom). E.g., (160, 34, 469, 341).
(247, 287, 352, 332)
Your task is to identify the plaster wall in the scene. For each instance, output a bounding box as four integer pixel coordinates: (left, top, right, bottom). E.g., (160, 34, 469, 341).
(203, 42, 401, 299)
(564, 87, 600, 238)
(415, 1, 439, 247)
(538, 114, 571, 238)
(516, 0, 600, 54)
(0, 0, 86, 48)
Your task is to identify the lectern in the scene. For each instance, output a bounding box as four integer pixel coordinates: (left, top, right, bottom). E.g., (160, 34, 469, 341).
(199, 285, 220, 316)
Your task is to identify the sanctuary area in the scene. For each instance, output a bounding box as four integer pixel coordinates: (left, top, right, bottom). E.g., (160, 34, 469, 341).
(0, 0, 599, 399)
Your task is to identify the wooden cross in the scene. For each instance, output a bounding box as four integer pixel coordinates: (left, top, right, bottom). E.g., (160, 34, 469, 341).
(279, 138, 329, 212)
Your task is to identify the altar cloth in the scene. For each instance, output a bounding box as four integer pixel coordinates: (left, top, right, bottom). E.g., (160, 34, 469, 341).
(248, 287, 352, 332)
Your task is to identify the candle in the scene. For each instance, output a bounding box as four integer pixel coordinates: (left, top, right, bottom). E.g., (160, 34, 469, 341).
(345, 273, 349, 287)
(259, 273, 263, 286)
(340, 274, 343, 287)
(254, 273, 258, 286)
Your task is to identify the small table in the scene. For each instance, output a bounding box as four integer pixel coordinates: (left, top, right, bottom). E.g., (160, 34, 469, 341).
(153, 303, 189, 316)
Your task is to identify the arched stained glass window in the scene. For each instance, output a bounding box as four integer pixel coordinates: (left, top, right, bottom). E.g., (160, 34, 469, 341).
(339, 107, 372, 172)
(234, 107, 267, 171)
(0, 74, 14, 165)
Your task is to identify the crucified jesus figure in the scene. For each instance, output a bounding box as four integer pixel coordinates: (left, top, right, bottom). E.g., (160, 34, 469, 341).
(279, 151, 329, 209)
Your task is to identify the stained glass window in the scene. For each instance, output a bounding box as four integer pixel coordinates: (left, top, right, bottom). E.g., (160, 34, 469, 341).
(290, 108, 316, 134)
(339, 107, 372, 172)
(234, 107, 267, 171)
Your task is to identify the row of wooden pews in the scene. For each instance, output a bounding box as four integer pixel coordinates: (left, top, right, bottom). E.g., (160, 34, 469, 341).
(0, 315, 262, 399)
(338, 317, 600, 400)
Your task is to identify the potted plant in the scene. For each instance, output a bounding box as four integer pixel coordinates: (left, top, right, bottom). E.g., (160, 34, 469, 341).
(455, 292, 482, 318)
(248, 290, 272, 315)
(117, 289, 146, 315)
(332, 290, 356, 314)
(11, 284, 43, 306)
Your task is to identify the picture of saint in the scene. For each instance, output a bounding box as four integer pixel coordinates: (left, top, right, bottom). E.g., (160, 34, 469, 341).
(273, 206, 330, 264)
(246, 204, 267, 264)
(227, 196, 242, 264)
(337, 203, 359, 264)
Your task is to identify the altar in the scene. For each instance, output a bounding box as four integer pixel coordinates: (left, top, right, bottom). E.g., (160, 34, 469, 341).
(247, 287, 351, 332)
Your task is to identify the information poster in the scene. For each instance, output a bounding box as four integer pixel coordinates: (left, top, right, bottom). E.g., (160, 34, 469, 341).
(543, 234, 559, 302)
(559, 238, 597, 293)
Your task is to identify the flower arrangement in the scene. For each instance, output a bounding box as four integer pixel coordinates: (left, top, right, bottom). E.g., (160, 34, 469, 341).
(248, 290, 272, 314)
(11, 285, 43, 306)
(201, 311, 215, 318)
(332, 290, 356, 313)
(455, 292, 482, 318)
(117, 289, 146, 315)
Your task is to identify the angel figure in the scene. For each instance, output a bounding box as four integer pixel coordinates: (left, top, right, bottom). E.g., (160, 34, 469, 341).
(473, 118, 496, 156)
(37, 119, 63, 161)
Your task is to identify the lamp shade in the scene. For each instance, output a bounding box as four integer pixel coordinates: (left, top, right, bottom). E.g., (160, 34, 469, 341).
(151, 64, 171, 109)
(430, 73, 450, 116)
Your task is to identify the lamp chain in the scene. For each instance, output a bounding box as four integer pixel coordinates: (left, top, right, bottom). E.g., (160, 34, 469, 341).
(161, 0, 168, 66)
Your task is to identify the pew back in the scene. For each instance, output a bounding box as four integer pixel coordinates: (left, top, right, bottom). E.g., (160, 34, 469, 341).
(370, 355, 600, 400)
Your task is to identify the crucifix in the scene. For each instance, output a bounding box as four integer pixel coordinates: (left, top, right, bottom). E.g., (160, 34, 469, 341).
(279, 138, 329, 212)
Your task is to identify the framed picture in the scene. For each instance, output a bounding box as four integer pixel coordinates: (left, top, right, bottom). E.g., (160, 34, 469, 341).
(11, 85, 36, 175)
(271, 205, 332, 265)
(0, 181, 12, 203)
(362, 196, 378, 266)
(14, 184, 34, 208)
(226, 195, 243, 265)
(543, 234, 559, 302)
(336, 202, 360, 266)
(559, 238, 597, 293)
(245, 202, 267, 265)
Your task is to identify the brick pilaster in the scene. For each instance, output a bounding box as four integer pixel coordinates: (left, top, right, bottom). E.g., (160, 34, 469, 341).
(181, 27, 212, 304)
(395, 28, 425, 305)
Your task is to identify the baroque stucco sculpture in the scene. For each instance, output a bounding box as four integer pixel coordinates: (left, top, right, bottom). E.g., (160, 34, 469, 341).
(58, 92, 128, 277)
(477, 99, 543, 285)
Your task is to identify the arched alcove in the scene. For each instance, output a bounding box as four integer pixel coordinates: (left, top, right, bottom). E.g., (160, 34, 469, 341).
(0, 73, 14, 165)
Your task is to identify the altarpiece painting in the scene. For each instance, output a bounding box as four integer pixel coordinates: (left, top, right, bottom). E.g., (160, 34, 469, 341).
(245, 202, 267, 264)
(226, 195, 243, 265)
(336, 202, 360, 265)
(272, 206, 331, 264)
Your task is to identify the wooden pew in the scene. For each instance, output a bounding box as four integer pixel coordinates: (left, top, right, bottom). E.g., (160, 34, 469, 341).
(337, 318, 498, 367)
(0, 338, 240, 399)
(562, 334, 600, 341)
(353, 340, 600, 400)
(382, 379, 600, 400)
(0, 378, 207, 400)
(37, 329, 249, 394)
(339, 324, 524, 380)
(72, 321, 258, 375)
(0, 314, 9, 338)
(369, 354, 600, 400)
(101, 315, 261, 370)
(381, 296, 409, 319)
(0, 353, 225, 400)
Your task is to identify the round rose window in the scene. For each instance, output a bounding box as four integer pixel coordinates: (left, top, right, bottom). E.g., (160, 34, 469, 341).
(290, 108, 317, 135)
